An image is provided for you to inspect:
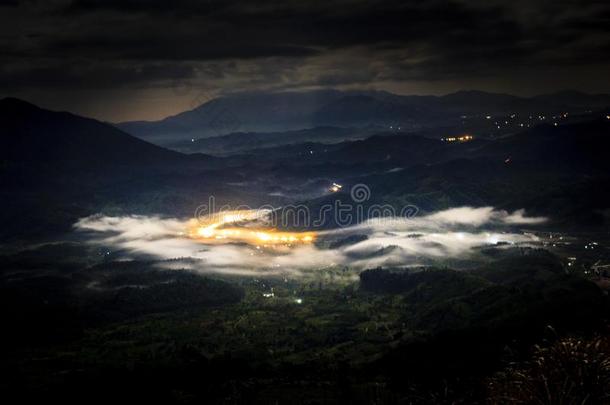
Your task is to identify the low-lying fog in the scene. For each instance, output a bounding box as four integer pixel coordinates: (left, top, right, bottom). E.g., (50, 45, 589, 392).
(75, 207, 547, 277)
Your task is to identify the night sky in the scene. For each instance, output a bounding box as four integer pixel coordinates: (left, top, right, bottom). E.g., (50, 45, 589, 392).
(2, 0, 609, 121)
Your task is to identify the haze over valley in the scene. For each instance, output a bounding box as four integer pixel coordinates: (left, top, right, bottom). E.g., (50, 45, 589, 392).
(2, 1, 610, 403)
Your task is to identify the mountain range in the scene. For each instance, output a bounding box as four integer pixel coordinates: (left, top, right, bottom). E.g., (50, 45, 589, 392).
(117, 89, 610, 146)
(0, 98, 226, 240)
(1, 96, 609, 241)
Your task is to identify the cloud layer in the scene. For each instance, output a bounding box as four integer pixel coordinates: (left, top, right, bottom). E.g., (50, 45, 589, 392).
(2, 0, 609, 120)
(75, 206, 546, 277)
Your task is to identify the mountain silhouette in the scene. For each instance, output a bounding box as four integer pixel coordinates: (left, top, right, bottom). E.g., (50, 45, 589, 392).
(117, 89, 610, 144)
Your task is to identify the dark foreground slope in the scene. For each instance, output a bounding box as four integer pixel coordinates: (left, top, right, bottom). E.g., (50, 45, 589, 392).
(1, 246, 607, 404)
(0, 98, 236, 240)
(0, 97, 184, 168)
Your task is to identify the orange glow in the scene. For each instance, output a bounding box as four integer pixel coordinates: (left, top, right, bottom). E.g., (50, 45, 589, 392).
(442, 134, 474, 142)
(329, 182, 343, 193)
(188, 210, 316, 246)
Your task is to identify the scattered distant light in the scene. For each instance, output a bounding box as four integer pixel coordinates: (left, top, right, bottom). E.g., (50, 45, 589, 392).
(442, 135, 473, 143)
(330, 182, 343, 192)
(486, 115, 492, 119)
(294, 298, 303, 304)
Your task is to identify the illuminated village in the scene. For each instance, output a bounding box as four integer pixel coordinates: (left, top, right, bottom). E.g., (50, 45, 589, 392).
(189, 210, 316, 246)
(441, 134, 474, 142)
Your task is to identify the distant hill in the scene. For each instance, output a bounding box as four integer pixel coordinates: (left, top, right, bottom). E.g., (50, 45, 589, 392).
(0, 97, 185, 169)
(118, 90, 350, 143)
(474, 119, 610, 172)
(117, 89, 610, 144)
(266, 118, 610, 175)
(263, 119, 610, 229)
(173, 126, 378, 154)
(0, 98, 224, 240)
(2, 97, 609, 240)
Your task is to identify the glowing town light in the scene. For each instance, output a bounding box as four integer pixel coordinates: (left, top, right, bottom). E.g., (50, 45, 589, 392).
(442, 134, 474, 143)
(197, 226, 216, 238)
(222, 213, 244, 223)
(330, 182, 343, 192)
(257, 232, 272, 241)
(190, 210, 316, 246)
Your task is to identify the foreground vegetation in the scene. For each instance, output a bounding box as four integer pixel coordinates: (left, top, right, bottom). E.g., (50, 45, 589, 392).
(0, 243, 608, 404)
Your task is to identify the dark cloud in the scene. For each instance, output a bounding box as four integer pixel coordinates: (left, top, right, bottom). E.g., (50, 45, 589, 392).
(0, 60, 197, 90)
(1, 0, 608, 120)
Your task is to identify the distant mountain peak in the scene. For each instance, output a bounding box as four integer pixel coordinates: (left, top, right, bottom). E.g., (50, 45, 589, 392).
(107, 88, 610, 145)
